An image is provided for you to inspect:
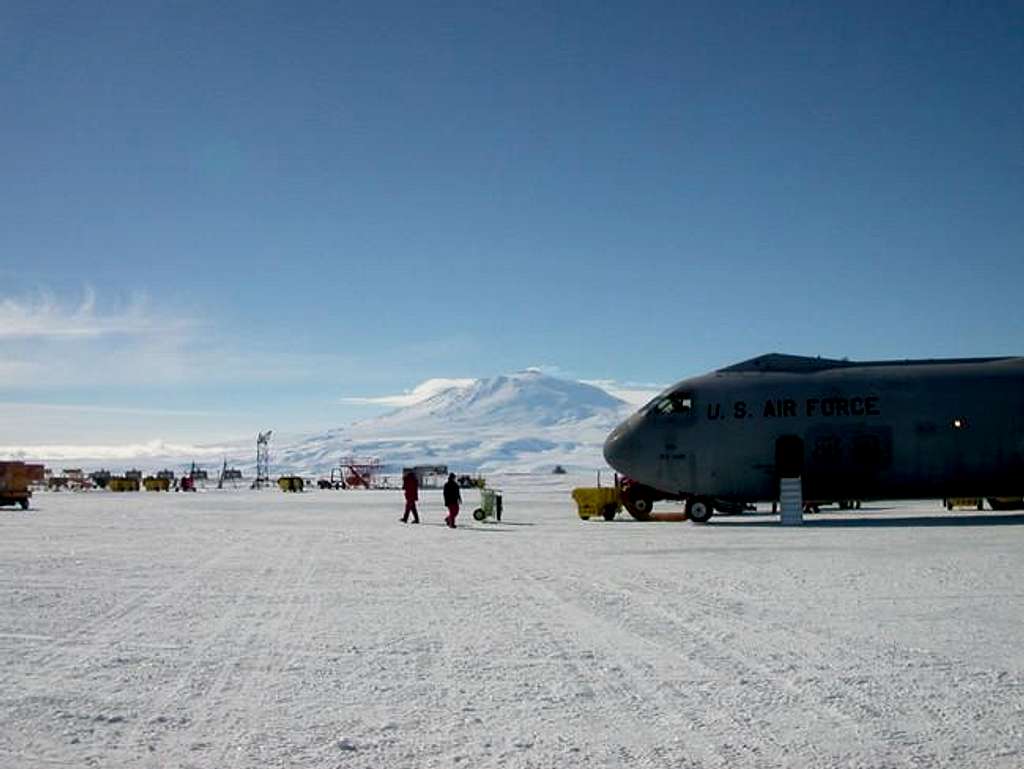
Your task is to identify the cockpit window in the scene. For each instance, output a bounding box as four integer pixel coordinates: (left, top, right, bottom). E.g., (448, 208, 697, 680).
(652, 391, 693, 415)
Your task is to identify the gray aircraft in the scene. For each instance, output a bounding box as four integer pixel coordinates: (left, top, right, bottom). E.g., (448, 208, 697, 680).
(603, 353, 1024, 522)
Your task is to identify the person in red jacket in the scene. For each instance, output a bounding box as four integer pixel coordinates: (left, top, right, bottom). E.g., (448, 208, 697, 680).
(401, 470, 419, 523)
(443, 473, 461, 528)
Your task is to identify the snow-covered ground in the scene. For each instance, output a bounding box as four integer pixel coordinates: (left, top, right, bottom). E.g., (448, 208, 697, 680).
(3, 478, 1024, 768)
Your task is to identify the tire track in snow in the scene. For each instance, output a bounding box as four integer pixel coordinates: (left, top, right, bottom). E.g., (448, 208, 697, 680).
(583, 570, 899, 753)
(0, 531, 252, 766)
(374, 548, 488, 769)
(510, 569, 742, 769)
(30, 527, 306, 765)
(557, 567, 977, 766)
(81, 530, 303, 765)
(649, 574, 958, 750)
(0, 532, 244, 688)
(130, 530, 311, 767)
(214, 532, 324, 769)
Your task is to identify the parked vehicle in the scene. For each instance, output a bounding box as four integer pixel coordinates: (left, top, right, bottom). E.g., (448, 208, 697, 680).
(473, 487, 503, 521)
(0, 462, 44, 509)
(944, 498, 984, 511)
(571, 486, 622, 521)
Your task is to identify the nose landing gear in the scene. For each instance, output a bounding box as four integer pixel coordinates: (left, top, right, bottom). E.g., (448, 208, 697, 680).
(620, 481, 655, 521)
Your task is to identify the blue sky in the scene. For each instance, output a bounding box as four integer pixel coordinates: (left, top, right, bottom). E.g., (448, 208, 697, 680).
(2, 1, 1022, 445)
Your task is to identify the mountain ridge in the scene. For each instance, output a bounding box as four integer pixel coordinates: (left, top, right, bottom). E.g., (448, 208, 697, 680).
(274, 370, 631, 473)
(5, 371, 641, 474)
(352, 369, 628, 434)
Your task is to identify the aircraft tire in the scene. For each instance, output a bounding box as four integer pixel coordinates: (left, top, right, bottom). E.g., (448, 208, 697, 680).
(686, 496, 714, 523)
(625, 497, 652, 520)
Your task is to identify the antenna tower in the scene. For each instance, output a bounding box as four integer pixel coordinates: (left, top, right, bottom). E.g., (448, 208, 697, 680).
(254, 430, 272, 489)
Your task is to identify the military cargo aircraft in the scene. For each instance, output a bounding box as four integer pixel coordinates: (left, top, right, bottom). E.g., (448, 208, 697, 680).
(603, 353, 1024, 523)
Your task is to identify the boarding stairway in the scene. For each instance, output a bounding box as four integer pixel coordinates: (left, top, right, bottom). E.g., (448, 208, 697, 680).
(779, 477, 804, 526)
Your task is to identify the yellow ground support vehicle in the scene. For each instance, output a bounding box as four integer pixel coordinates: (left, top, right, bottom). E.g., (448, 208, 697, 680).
(109, 477, 140, 492)
(0, 462, 44, 509)
(572, 487, 622, 521)
(278, 476, 304, 492)
(143, 477, 171, 492)
(943, 498, 984, 510)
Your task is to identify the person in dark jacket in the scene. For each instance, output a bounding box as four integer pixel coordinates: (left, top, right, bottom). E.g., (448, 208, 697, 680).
(443, 473, 461, 528)
(401, 470, 419, 523)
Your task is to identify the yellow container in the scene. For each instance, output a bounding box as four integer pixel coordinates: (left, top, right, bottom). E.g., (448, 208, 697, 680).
(278, 476, 304, 492)
(109, 477, 140, 492)
(944, 497, 983, 510)
(143, 477, 171, 492)
(572, 487, 622, 521)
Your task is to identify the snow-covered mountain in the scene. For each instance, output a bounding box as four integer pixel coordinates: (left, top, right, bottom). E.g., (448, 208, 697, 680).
(276, 371, 632, 474)
(6, 372, 640, 475)
(358, 370, 625, 431)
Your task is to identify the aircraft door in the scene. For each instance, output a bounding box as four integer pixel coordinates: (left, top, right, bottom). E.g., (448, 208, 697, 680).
(775, 435, 804, 478)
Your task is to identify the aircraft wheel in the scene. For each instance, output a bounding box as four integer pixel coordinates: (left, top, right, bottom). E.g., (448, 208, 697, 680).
(623, 493, 653, 521)
(618, 487, 651, 524)
(602, 505, 617, 521)
(686, 496, 714, 523)
(472, 508, 485, 521)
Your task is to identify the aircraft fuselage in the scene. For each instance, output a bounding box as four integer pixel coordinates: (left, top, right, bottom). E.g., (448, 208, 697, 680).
(603, 354, 1024, 504)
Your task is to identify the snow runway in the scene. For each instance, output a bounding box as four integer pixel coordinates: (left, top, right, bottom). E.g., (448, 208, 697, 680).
(2, 479, 1023, 768)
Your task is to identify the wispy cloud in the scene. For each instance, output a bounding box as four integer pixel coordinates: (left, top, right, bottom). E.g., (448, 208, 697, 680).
(0, 289, 194, 388)
(523, 364, 565, 376)
(0, 287, 192, 339)
(0, 440, 232, 462)
(581, 379, 666, 406)
(524, 365, 665, 405)
(0, 288, 366, 390)
(0, 401, 219, 417)
(341, 378, 476, 407)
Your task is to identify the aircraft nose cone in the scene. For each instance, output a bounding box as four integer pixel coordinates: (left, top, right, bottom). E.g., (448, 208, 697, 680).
(603, 415, 643, 478)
